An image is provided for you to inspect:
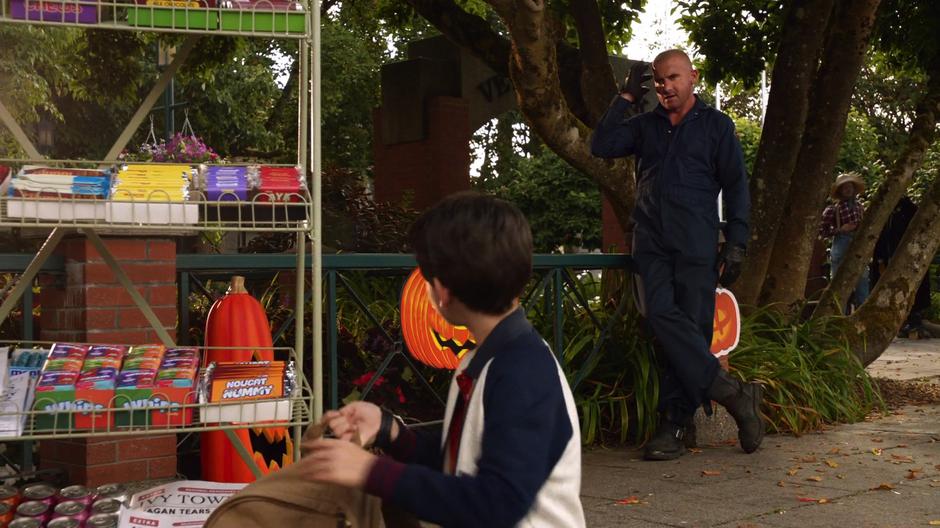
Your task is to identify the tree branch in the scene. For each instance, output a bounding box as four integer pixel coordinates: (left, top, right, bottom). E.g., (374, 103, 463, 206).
(403, 0, 512, 78)
(814, 62, 940, 318)
(569, 0, 617, 126)
(484, 0, 634, 230)
(846, 156, 940, 366)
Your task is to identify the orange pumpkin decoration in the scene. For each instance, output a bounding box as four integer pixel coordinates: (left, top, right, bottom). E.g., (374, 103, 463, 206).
(710, 287, 741, 357)
(202, 276, 293, 482)
(401, 268, 476, 369)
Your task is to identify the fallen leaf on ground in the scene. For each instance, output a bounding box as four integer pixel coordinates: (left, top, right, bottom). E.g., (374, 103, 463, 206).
(929, 521, 940, 526)
(615, 496, 640, 505)
(817, 498, 830, 504)
(871, 437, 884, 443)
(836, 474, 846, 479)
(828, 447, 841, 454)
(906, 469, 922, 480)
(895, 444, 908, 448)
(806, 476, 823, 482)
(872, 448, 883, 456)
(825, 460, 839, 468)
(702, 470, 721, 477)
(777, 481, 786, 487)
(801, 455, 818, 463)
(689, 448, 703, 454)
(662, 473, 676, 479)
(891, 454, 914, 463)
(787, 468, 800, 476)
(871, 483, 896, 491)
(797, 497, 820, 502)
(935, 464, 940, 470)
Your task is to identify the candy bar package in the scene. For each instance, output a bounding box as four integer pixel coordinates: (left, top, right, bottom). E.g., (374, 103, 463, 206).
(201, 361, 295, 403)
(48, 343, 90, 362)
(205, 166, 249, 201)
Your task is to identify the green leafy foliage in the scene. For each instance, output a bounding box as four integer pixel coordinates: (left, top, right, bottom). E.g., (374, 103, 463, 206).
(729, 306, 883, 434)
(675, 0, 785, 86)
(481, 144, 602, 253)
(731, 115, 761, 173)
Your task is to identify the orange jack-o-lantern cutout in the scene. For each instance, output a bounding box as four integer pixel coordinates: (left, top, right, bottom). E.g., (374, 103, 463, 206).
(710, 287, 741, 357)
(401, 268, 476, 369)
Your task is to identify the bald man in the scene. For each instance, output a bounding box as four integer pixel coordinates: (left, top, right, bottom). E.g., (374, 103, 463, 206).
(591, 50, 764, 460)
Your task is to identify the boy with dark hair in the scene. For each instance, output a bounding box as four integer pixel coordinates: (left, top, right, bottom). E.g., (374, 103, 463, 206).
(301, 191, 586, 527)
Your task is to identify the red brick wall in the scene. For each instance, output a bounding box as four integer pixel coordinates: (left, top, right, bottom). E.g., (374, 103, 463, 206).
(38, 237, 179, 485)
(39, 435, 178, 487)
(373, 96, 472, 211)
(40, 238, 177, 344)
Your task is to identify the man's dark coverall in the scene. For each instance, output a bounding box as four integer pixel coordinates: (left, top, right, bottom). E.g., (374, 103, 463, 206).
(591, 95, 750, 422)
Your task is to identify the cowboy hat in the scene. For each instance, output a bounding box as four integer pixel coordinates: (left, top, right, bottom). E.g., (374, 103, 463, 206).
(830, 171, 866, 200)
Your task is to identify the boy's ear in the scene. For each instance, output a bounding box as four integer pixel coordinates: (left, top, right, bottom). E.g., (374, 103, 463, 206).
(430, 277, 451, 308)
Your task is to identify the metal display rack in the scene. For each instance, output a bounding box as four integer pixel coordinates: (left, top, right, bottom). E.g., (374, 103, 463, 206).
(0, 343, 312, 440)
(0, 0, 324, 479)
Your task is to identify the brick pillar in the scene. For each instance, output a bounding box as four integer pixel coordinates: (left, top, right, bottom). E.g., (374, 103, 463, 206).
(39, 435, 177, 487)
(40, 238, 177, 344)
(373, 96, 471, 210)
(601, 195, 629, 253)
(38, 237, 179, 486)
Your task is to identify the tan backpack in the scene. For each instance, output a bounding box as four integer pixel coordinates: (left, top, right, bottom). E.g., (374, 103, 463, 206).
(204, 425, 420, 528)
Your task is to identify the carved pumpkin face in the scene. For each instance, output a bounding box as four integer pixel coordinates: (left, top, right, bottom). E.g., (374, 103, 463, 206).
(249, 427, 294, 475)
(401, 268, 476, 369)
(710, 287, 741, 357)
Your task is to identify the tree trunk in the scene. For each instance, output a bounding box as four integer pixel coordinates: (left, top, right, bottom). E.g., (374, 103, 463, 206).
(846, 168, 940, 366)
(484, 0, 635, 230)
(570, 0, 618, 126)
(814, 67, 940, 318)
(760, 0, 881, 307)
(733, 0, 835, 306)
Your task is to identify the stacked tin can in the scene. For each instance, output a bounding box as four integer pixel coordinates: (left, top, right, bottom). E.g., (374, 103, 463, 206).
(3, 482, 126, 527)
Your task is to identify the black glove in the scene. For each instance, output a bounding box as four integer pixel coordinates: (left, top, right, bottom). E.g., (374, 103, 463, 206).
(620, 61, 652, 102)
(717, 244, 746, 287)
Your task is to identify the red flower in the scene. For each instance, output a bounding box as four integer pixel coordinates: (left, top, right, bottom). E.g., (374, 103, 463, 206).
(352, 371, 386, 388)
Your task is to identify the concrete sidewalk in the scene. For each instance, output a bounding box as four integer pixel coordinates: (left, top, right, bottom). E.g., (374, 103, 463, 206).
(581, 340, 940, 527)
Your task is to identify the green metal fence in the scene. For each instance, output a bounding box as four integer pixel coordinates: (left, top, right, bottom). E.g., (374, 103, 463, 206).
(174, 253, 632, 411)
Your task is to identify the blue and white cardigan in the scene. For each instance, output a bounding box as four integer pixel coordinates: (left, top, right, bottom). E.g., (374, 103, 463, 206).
(365, 308, 585, 527)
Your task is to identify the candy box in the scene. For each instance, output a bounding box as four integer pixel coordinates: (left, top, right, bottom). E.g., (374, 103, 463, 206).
(218, 0, 306, 34)
(126, 0, 218, 29)
(48, 343, 90, 362)
(114, 349, 201, 428)
(32, 379, 112, 432)
(9, 0, 98, 24)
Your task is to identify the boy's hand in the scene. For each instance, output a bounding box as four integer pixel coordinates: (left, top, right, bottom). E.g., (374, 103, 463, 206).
(839, 222, 857, 233)
(298, 438, 377, 489)
(320, 401, 381, 446)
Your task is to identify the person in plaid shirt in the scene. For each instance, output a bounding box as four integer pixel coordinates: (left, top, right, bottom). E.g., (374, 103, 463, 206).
(820, 172, 870, 311)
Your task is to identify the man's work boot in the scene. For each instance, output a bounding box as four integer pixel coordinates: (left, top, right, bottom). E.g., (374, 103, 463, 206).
(643, 419, 687, 461)
(706, 369, 765, 453)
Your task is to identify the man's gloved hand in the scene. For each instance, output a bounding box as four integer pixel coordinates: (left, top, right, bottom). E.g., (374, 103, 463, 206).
(717, 244, 746, 287)
(620, 61, 652, 103)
